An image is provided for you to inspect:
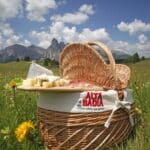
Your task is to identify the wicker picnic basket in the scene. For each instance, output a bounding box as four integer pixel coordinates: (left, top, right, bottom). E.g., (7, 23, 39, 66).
(37, 41, 135, 149)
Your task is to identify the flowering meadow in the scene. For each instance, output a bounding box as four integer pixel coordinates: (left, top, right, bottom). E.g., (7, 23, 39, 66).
(0, 60, 150, 150)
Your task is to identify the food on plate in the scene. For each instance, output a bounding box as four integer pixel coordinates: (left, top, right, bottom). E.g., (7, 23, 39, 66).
(22, 74, 70, 88)
(42, 81, 53, 88)
(22, 79, 37, 86)
(21, 74, 101, 90)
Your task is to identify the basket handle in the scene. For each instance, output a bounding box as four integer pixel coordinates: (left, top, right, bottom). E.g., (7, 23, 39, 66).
(87, 41, 116, 86)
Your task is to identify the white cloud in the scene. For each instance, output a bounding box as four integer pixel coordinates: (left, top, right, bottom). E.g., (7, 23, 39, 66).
(116, 19, 150, 56)
(0, 22, 32, 49)
(49, 21, 64, 38)
(117, 19, 150, 35)
(30, 22, 78, 46)
(57, 0, 66, 6)
(50, 21, 78, 42)
(62, 26, 78, 43)
(0, 0, 22, 20)
(30, 21, 150, 57)
(134, 41, 150, 51)
(30, 21, 110, 48)
(107, 39, 150, 57)
(50, 4, 94, 25)
(0, 22, 14, 37)
(79, 4, 94, 15)
(51, 12, 89, 25)
(26, 0, 57, 22)
(129, 41, 150, 57)
(6, 35, 20, 46)
(49, 22, 80, 43)
(138, 34, 148, 44)
(50, 22, 110, 43)
(79, 28, 110, 42)
(5, 34, 32, 47)
(1, 21, 149, 57)
(107, 40, 130, 52)
(30, 30, 52, 48)
(22, 39, 31, 46)
(0, 22, 18, 48)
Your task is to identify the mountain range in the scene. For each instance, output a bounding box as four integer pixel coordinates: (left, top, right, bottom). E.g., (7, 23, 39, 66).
(0, 38, 130, 63)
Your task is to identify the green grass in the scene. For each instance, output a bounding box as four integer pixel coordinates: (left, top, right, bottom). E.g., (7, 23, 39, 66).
(0, 60, 149, 150)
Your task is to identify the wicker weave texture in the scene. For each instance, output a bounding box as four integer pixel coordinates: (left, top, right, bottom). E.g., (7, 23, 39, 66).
(38, 105, 135, 150)
(60, 41, 131, 90)
(37, 41, 134, 149)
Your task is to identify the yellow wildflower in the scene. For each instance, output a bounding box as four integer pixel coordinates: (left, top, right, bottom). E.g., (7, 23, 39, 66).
(9, 81, 17, 88)
(135, 107, 142, 114)
(15, 121, 34, 142)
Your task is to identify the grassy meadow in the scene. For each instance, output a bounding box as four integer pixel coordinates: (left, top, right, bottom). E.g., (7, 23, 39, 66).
(0, 60, 150, 150)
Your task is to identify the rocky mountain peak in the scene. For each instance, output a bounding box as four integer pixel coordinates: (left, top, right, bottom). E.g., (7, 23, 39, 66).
(47, 38, 66, 60)
(51, 38, 59, 45)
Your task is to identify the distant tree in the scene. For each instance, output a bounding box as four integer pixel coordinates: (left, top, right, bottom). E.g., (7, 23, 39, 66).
(24, 56, 30, 61)
(125, 52, 140, 63)
(16, 58, 20, 62)
(132, 53, 140, 63)
(141, 56, 145, 60)
(43, 58, 49, 66)
(51, 59, 59, 66)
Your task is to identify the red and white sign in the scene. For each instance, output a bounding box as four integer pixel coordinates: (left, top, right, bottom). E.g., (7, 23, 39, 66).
(81, 92, 104, 108)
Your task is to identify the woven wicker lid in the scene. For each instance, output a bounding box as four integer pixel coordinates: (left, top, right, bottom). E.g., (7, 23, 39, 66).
(60, 41, 131, 90)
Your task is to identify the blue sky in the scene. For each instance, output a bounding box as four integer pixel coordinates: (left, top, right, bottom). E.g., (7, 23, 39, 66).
(0, 0, 150, 57)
